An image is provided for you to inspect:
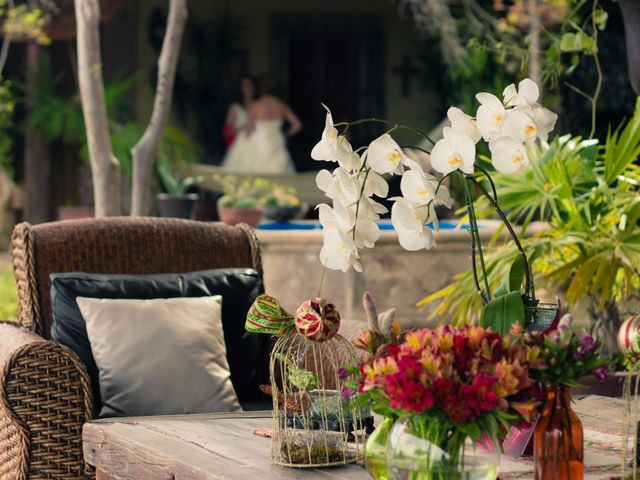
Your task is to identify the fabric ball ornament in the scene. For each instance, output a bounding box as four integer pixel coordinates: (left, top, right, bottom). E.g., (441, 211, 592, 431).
(618, 315, 640, 358)
(295, 298, 340, 342)
(245, 294, 295, 337)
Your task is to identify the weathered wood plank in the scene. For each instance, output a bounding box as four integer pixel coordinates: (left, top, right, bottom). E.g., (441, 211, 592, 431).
(84, 415, 370, 480)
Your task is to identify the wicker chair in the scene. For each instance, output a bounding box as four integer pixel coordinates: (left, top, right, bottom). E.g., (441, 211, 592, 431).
(0, 217, 264, 480)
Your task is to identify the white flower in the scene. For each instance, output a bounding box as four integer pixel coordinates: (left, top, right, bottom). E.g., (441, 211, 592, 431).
(315, 167, 360, 202)
(366, 133, 412, 175)
(318, 200, 380, 249)
(503, 78, 539, 107)
(476, 93, 508, 142)
(319, 226, 363, 272)
(489, 137, 530, 174)
(528, 104, 558, 142)
(503, 109, 541, 144)
(361, 170, 389, 199)
(310, 104, 360, 170)
(391, 198, 436, 251)
(400, 169, 451, 208)
(317, 201, 354, 232)
(430, 127, 476, 175)
(447, 107, 481, 144)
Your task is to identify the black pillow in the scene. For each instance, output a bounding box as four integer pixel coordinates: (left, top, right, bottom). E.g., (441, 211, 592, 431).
(50, 269, 268, 414)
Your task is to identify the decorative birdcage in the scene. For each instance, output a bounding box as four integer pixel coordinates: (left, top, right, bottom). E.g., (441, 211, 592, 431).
(268, 332, 366, 467)
(246, 295, 366, 467)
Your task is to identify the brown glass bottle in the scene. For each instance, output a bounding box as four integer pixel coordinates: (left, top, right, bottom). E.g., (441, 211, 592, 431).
(534, 386, 584, 480)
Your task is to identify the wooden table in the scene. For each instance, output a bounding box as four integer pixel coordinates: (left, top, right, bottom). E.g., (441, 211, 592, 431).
(84, 396, 630, 480)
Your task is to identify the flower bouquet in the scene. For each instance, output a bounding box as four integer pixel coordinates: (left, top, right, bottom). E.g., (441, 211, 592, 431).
(311, 78, 558, 336)
(345, 323, 543, 479)
(518, 327, 607, 480)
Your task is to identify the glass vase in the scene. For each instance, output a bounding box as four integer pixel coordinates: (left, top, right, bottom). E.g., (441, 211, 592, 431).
(385, 417, 500, 480)
(534, 386, 584, 480)
(364, 416, 394, 480)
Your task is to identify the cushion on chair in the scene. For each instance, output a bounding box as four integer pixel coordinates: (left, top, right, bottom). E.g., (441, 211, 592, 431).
(77, 296, 242, 417)
(50, 268, 265, 413)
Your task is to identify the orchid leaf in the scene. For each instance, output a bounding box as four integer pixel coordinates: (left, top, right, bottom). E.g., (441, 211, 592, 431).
(493, 256, 525, 297)
(480, 291, 524, 337)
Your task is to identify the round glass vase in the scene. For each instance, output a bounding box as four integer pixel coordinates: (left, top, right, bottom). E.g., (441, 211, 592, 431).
(385, 417, 500, 480)
(534, 386, 584, 480)
(364, 416, 394, 480)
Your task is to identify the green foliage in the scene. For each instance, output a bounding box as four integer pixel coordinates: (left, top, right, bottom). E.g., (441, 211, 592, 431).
(480, 258, 527, 336)
(213, 175, 295, 209)
(0, 266, 17, 321)
(420, 101, 640, 325)
(0, 79, 15, 176)
(152, 127, 199, 195)
(26, 55, 135, 149)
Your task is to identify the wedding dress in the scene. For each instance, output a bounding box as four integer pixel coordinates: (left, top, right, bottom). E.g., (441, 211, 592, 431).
(222, 119, 296, 174)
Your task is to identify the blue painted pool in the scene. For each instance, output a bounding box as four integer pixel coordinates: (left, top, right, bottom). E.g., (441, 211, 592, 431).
(257, 220, 468, 231)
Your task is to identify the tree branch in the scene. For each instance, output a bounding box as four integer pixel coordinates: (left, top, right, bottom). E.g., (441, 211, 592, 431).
(130, 0, 187, 216)
(74, 0, 121, 216)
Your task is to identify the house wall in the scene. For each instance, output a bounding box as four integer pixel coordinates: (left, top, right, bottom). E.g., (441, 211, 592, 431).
(134, 0, 440, 157)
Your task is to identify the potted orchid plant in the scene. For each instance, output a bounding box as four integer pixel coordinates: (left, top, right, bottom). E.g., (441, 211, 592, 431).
(311, 78, 558, 336)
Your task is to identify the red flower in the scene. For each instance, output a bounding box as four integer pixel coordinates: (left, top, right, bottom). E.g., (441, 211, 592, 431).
(433, 377, 456, 406)
(463, 372, 499, 414)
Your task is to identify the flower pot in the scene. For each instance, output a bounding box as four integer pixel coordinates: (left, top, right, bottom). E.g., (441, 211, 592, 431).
(217, 202, 263, 227)
(386, 417, 500, 480)
(263, 204, 301, 222)
(621, 0, 640, 95)
(57, 206, 95, 221)
(157, 193, 199, 219)
(534, 386, 583, 480)
(364, 417, 393, 480)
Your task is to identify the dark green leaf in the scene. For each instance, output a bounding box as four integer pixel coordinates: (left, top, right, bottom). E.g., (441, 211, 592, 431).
(480, 291, 525, 336)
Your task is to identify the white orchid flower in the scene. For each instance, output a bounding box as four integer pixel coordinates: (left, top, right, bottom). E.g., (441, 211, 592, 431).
(476, 93, 508, 142)
(447, 107, 481, 144)
(353, 217, 381, 248)
(317, 201, 355, 232)
(391, 198, 436, 251)
(430, 127, 476, 175)
(316, 167, 361, 202)
(319, 225, 363, 272)
(400, 169, 452, 208)
(311, 104, 360, 170)
(315, 169, 340, 199)
(366, 133, 412, 175)
(528, 104, 558, 142)
(489, 137, 530, 174)
(503, 78, 539, 107)
(503, 109, 541, 144)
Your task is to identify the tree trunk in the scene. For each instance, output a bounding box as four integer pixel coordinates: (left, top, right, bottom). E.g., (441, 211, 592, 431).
(528, 0, 541, 86)
(130, 0, 187, 216)
(589, 297, 622, 358)
(23, 43, 51, 224)
(74, 0, 121, 217)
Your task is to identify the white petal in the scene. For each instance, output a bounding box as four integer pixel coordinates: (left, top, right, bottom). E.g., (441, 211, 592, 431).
(447, 107, 481, 144)
(391, 198, 423, 232)
(502, 84, 518, 106)
(364, 171, 389, 198)
(366, 134, 407, 174)
(529, 105, 558, 142)
(516, 78, 540, 105)
(315, 170, 338, 198)
(490, 137, 530, 174)
(430, 138, 455, 175)
(476, 92, 504, 111)
(504, 109, 539, 144)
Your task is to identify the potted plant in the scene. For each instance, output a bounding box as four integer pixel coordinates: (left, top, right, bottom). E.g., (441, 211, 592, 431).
(262, 185, 302, 222)
(420, 99, 640, 358)
(156, 158, 200, 219)
(213, 175, 271, 227)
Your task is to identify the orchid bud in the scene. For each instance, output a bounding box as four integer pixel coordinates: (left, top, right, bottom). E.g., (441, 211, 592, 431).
(362, 292, 379, 331)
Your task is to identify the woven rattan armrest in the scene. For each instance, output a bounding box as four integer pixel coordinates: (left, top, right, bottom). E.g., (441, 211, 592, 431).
(0, 323, 93, 480)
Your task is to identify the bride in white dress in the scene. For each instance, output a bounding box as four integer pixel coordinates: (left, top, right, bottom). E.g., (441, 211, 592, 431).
(223, 84, 302, 174)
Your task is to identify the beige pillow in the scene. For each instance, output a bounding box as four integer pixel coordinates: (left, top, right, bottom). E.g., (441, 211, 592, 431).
(76, 296, 241, 417)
